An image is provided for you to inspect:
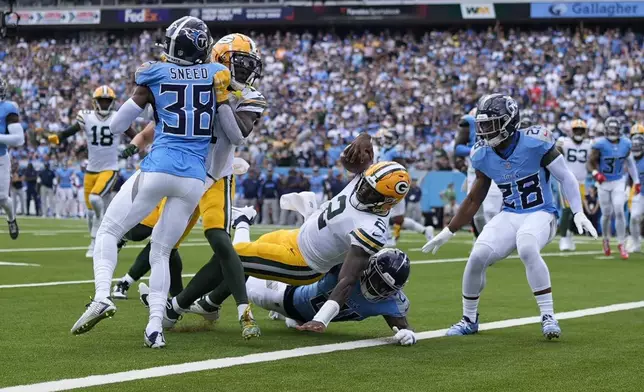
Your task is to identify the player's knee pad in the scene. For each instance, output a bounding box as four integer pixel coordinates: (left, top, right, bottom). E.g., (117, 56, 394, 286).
(149, 242, 173, 265)
(96, 216, 127, 239)
(467, 242, 498, 271)
(516, 233, 541, 265)
(89, 194, 104, 212)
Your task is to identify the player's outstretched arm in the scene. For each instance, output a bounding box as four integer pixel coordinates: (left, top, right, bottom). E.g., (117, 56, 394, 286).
(422, 170, 490, 254)
(384, 316, 417, 346)
(0, 114, 25, 147)
(110, 86, 152, 135)
(48, 122, 81, 145)
(545, 149, 598, 238)
(296, 246, 371, 333)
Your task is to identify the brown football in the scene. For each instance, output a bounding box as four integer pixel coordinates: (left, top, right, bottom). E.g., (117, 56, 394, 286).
(340, 151, 372, 174)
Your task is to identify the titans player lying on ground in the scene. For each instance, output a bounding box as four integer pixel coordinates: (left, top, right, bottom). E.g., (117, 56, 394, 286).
(423, 94, 597, 340)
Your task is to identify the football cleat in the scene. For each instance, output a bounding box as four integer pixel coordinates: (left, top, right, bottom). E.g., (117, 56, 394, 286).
(232, 206, 257, 229)
(70, 298, 116, 335)
(144, 330, 166, 349)
(85, 240, 95, 259)
(138, 283, 181, 328)
(626, 237, 641, 253)
(240, 305, 261, 340)
(618, 243, 629, 260)
(602, 238, 611, 256)
(112, 280, 129, 300)
(7, 219, 18, 240)
(446, 315, 479, 336)
(541, 314, 561, 340)
(558, 236, 575, 252)
(188, 298, 221, 322)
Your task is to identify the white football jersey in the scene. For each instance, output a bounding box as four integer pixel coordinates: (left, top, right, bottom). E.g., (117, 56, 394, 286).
(207, 86, 266, 180)
(297, 176, 389, 273)
(77, 110, 120, 172)
(557, 136, 591, 182)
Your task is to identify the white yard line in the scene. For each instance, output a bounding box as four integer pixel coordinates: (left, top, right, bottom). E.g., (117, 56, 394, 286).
(0, 242, 211, 253)
(2, 300, 643, 392)
(0, 250, 603, 289)
(0, 261, 40, 267)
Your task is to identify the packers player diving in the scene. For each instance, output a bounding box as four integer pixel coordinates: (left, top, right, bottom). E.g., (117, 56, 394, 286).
(48, 86, 137, 257)
(113, 33, 266, 340)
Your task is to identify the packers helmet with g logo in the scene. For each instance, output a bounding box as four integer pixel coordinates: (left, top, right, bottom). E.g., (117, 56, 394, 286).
(211, 33, 263, 91)
(92, 85, 116, 117)
(351, 161, 410, 215)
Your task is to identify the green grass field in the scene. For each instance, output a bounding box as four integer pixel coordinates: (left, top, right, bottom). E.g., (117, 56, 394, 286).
(0, 217, 643, 392)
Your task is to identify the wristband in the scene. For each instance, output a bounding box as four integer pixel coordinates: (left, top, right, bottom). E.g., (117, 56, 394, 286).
(312, 300, 340, 327)
(592, 170, 599, 177)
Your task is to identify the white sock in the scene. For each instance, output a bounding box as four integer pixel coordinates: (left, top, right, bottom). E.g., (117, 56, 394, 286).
(403, 217, 425, 233)
(237, 303, 252, 320)
(0, 196, 15, 221)
(233, 222, 250, 244)
(462, 297, 479, 321)
(123, 273, 135, 285)
(148, 242, 172, 334)
(93, 229, 119, 301)
(535, 292, 554, 317)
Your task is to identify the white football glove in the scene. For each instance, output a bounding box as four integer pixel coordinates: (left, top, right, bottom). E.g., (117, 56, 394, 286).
(421, 227, 455, 254)
(232, 157, 250, 175)
(573, 212, 598, 238)
(392, 327, 417, 346)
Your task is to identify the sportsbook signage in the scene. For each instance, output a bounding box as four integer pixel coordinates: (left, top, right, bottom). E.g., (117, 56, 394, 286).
(530, 2, 644, 18)
(460, 3, 496, 18)
(9, 10, 100, 25)
(308, 5, 431, 21)
(119, 9, 170, 23)
(197, 7, 294, 22)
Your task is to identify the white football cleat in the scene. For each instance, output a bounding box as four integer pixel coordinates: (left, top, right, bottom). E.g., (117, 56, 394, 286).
(85, 240, 95, 258)
(138, 282, 181, 328)
(232, 206, 257, 229)
(144, 330, 166, 349)
(112, 280, 129, 300)
(188, 298, 220, 322)
(71, 298, 116, 335)
(558, 237, 574, 251)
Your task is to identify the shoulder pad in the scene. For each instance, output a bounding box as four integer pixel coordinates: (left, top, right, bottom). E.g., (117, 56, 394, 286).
(136, 61, 157, 74)
(135, 61, 159, 85)
(523, 125, 553, 144)
(592, 137, 606, 149)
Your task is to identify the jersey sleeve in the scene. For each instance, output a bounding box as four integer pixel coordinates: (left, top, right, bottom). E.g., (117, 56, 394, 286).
(135, 61, 161, 86)
(349, 227, 386, 255)
(76, 111, 86, 127)
(6, 101, 19, 116)
(382, 292, 410, 318)
(469, 139, 487, 171)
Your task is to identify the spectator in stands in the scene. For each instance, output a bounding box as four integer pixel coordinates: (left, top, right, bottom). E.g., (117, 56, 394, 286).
(24, 162, 40, 216)
(239, 169, 260, 211)
(405, 179, 423, 224)
(326, 171, 347, 199)
(259, 167, 280, 225)
(38, 162, 55, 217)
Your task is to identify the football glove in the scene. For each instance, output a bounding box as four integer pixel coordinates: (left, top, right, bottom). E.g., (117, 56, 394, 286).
(573, 212, 598, 238)
(214, 68, 232, 104)
(392, 327, 417, 346)
(421, 227, 455, 254)
(47, 134, 60, 145)
(120, 144, 139, 158)
(592, 170, 606, 184)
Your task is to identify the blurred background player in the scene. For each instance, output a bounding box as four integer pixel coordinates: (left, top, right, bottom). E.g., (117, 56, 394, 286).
(48, 85, 136, 257)
(0, 77, 24, 239)
(588, 117, 640, 259)
(55, 160, 75, 218)
(424, 94, 597, 340)
(627, 124, 644, 253)
(556, 119, 592, 251)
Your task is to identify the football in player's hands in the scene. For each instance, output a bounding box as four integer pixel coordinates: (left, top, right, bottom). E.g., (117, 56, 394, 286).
(341, 134, 374, 173)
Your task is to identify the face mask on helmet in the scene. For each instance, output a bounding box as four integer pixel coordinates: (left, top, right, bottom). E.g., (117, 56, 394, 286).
(94, 98, 114, 116)
(228, 52, 262, 90)
(353, 177, 394, 215)
(572, 127, 587, 142)
(632, 135, 644, 159)
(475, 114, 512, 147)
(360, 249, 410, 302)
(605, 121, 621, 141)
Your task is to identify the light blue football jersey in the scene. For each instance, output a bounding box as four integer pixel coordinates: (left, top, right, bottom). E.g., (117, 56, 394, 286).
(636, 156, 644, 196)
(592, 136, 632, 182)
(75, 170, 84, 186)
(56, 168, 74, 188)
(286, 267, 409, 322)
(379, 146, 402, 162)
(135, 61, 228, 181)
(0, 100, 19, 157)
(471, 126, 558, 215)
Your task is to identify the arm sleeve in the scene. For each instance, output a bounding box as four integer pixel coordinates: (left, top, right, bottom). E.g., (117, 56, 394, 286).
(110, 99, 144, 135)
(349, 228, 386, 255)
(0, 123, 25, 146)
(546, 155, 583, 214)
(454, 144, 471, 157)
(626, 155, 640, 185)
(217, 104, 245, 146)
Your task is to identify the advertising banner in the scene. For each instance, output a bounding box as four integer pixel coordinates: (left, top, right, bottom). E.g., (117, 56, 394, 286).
(197, 7, 295, 22)
(460, 3, 496, 19)
(10, 10, 100, 25)
(531, 2, 644, 18)
(309, 5, 429, 21)
(118, 8, 171, 23)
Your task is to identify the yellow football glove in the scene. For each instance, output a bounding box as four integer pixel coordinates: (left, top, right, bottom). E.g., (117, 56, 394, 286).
(48, 134, 60, 145)
(214, 68, 231, 104)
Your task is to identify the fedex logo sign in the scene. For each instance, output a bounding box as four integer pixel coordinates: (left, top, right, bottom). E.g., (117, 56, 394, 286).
(120, 9, 169, 23)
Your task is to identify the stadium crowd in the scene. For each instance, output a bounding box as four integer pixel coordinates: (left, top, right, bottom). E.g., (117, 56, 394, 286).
(1, 26, 643, 222)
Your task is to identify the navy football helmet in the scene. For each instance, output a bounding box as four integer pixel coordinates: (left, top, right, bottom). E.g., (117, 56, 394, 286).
(360, 248, 410, 302)
(475, 94, 520, 147)
(162, 16, 211, 66)
(604, 116, 621, 142)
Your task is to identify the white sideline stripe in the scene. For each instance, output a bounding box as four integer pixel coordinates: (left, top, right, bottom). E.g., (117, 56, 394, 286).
(0, 261, 40, 267)
(0, 242, 211, 253)
(0, 250, 604, 289)
(0, 274, 196, 289)
(3, 301, 643, 392)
